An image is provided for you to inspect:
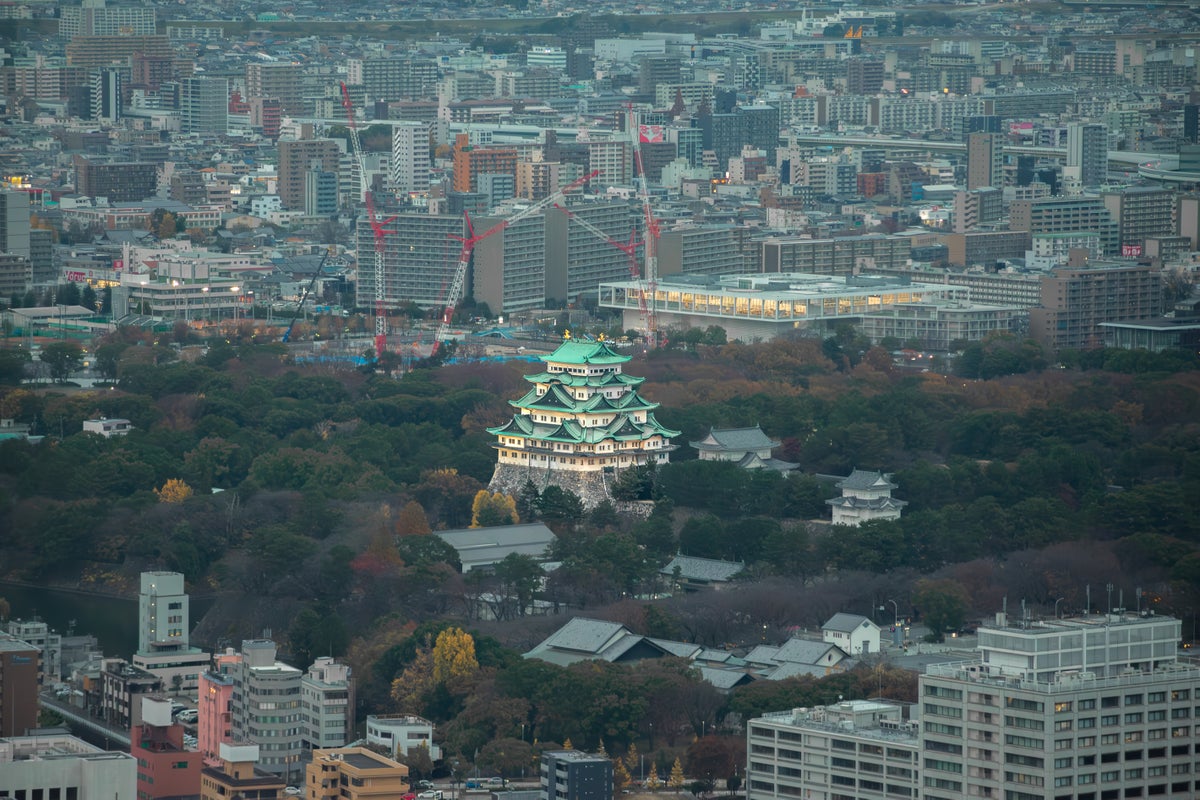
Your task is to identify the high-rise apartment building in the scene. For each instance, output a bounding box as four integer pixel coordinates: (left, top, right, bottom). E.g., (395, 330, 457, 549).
(278, 139, 341, 211)
(0, 190, 31, 262)
(90, 66, 122, 122)
(301, 657, 354, 752)
(229, 640, 303, 780)
(180, 77, 228, 135)
(473, 212, 546, 312)
(966, 132, 1003, 190)
(198, 648, 242, 765)
(245, 62, 303, 115)
(1065, 122, 1108, 189)
(544, 201, 638, 303)
(1009, 196, 1119, 256)
(391, 121, 431, 196)
(305, 170, 339, 217)
(347, 57, 439, 102)
(516, 160, 562, 201)
(59, 0, 155, 36)
(75, 157, 159, 203)
(453, 134, 518, 193)
(1029, 263, 1163, 352)
(1101, 186, 1176, 254)
(357, 212, 464, 311)
(66, 35, 172, 69)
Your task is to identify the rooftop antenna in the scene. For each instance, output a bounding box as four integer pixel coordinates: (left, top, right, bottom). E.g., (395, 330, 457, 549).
(1086, 584, 1091, 615)
(1119, 589, 1124, 613)
(1137, 587, 1143, 615)
(1107, 583, 1114, 617)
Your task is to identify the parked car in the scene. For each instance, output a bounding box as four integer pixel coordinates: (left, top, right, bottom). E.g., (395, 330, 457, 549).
(176, 709, 198, 723)
(417, 780, 435, 790)
(418, 790, 443, 799)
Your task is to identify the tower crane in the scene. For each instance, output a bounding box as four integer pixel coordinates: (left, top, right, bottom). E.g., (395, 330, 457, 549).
(340, 81, 395, 360)
(552, 203, 652, 338)
(432, 169, 600, 355)
(628, 106, 662, 348)
(281, 248, 332, 344)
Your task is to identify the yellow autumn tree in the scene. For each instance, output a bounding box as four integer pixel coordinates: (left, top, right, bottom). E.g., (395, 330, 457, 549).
(432, 627, 478, 685)
(668, 758, 685, 792)
(390, 645, 434, 712)
(563, 738, 573, 750)
(646, 764, 662, 792)
(624, 742, 639, 774)
(470, 490, 518, 528)
(155, 478, 194, 503)
(613, 757, 631, 793)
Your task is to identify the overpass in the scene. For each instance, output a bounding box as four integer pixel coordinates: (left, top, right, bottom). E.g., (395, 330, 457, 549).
(39, 691, 131, 749)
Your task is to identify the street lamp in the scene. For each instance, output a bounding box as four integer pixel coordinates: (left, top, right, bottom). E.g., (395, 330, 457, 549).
(1055, 597, 1066, 619)
(229, 286, 240, 322)
(201, 286, 209, 322)
(880, 600, 900, 627)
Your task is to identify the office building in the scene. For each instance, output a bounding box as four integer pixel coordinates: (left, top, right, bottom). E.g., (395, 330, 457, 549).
(952, 187, 1002, 233)
(102, 658, 162, 730)
(477, 173, 516, 208)
(180, 77, 228, 135)
(306, 747, 410, 800)
(1065, 122, 1108, 189)
(0, 733, 136, 799)
(0, 638, 39, 736)
(132, 697, 203, 800)
(301, 657, 354, 752)
(278, 139, 341, 211)
(638, 56, 683, 97)
(473, 212, 546, 312)
(921, 610, 1197, 800)
(138, 571, 188, 653)
(60, 0, 155, 36)
(357, 212, 464, 311)
(846, 57, 885, 94)
(540, 750, 613, 800)
(201, 744, 285, 800)
(5, 620, 62, 683)
(228, 640, 303, 780)
(391, 121, 431, 196)
(745, 701, 920, 800)
(966, 132, 1003, 190)
(1029, 263, 1163, 352)
(1101, 186, 1176, 254)
(1027, 232, 1103, 270)
(132, 571, 209, 696)
(245, 62, 303, 115)
(366, 715, 441, 761)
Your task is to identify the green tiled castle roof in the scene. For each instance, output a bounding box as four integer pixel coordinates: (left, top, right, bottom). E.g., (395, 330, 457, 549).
(542, 340, 630, 366)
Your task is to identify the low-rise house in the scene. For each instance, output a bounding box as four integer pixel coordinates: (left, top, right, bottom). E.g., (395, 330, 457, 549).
(434, 523, 556, 573)
(689, 425, 797, 471)
(821, 612, 881, 655)
(660, 554, 745, 590)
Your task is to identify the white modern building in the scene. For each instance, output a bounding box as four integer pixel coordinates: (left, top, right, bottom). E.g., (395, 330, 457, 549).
(746, 700, 920, 800)
(132, 571, 210, 695)
(366, 714, 441, 761)
(301, 656, 354, 752)
(229, 640, 303, 780)
(921, 610, 1198, 800)
(0, 733, 137, 799)
(82, 417, 132, 438)
(5, 619, 62, 682)
(391, 121, 431, 196)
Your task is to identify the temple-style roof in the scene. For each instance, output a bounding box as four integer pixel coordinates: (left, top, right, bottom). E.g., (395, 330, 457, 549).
(827, 495, 908, 511)
(691, 425, 780, 453)
(487, 411, 680, 444)
(542, 340, 630, 366)
(524, 370, 644, 388)
(836, 469, 897, 492)
(511, 385, 659, 415)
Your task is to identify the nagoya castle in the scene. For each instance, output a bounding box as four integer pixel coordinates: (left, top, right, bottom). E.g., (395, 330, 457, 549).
(487, 337, 679, 507)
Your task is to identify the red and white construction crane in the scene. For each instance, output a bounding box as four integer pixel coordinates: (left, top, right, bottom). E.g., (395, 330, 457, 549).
(552, 203, 653, 336)
(431, 169, 600, 355)
(627, 105, 662, 348)
(339, 81, 395, 360)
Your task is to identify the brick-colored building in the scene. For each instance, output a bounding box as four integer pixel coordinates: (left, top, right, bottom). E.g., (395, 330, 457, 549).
(132, 698, 203, 799)
(278, 139, 341, 211)
(1029, 263, 1162, 352)
(0, 638, 39, 737)
(452, 134, 517, 193)
(305, 747, 409, 800)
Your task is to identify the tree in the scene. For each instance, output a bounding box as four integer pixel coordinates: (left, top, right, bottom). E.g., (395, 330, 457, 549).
(155, 479, 194, 503)
(0, 348, 31, 385)
(432, 627, 479, 685)
(646, 764, 662, 792)
(471, 490, 518, 527)
(614, 756, 633, 793)
(669, 758, 686, 792)
(913, 578, 970, 642)
(40, 341, 83, 383)
(493, 553, 544, 617)
(396, 500, 432, 535)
